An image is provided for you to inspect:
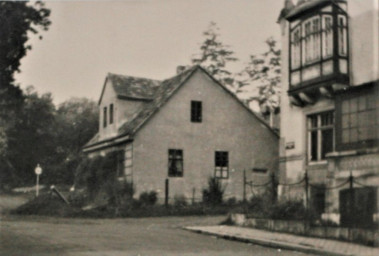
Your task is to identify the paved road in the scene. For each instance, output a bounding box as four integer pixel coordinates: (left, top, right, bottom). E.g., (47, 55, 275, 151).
(0, 195, 310, 256)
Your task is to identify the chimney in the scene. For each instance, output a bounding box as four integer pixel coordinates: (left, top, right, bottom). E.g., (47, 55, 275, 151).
(176, 65, 187, 74)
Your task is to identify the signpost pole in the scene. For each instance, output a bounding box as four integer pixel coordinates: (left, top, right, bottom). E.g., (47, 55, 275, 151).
(35, 164, 42, 197)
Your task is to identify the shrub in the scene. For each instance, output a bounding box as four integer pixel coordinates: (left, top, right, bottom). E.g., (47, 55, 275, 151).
(202, 177, 225, 205)
(174, 194, 188, 207)
(12, 194, 78, 217)
(225, 197, 237, 206)
(270, 199, 306, 220)
(139, 191, 157, 206)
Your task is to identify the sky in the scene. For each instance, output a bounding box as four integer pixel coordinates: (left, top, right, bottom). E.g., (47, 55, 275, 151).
(15, 0, 285, 105)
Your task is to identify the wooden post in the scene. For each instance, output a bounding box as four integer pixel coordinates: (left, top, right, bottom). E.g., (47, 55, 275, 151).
(349, 171, 354, 227)
(271, 172, 277, 204)
(304, 172, 309, 231)
(192, 188, 195, 205)
(243, 169, 246, 203)
(165, 178, 169, 207)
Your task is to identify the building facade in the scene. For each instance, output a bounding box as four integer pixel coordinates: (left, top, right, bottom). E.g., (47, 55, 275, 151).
(278, 0, 378, 226)
(83, 66, 279, 202)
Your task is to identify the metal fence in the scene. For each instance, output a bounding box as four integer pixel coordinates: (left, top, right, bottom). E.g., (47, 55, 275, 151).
(243, 170, 379, 228)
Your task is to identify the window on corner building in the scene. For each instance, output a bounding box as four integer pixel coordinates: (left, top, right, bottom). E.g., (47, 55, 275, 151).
(338, 15, 347, 57)
(168, 149, 183, 177)
(103, 106, 107, 128)
(191, 101, 202, 123)
(337, 86, 379, 150)
(322, 15, 333, 58)
(109, 104, 114, 124)
(215, 151, 228, 179)
(302, 16, 320, 64)
(307, 111, 334, 162)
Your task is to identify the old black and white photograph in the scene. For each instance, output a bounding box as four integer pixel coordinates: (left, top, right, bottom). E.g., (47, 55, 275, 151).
(1, 0, 378, 255)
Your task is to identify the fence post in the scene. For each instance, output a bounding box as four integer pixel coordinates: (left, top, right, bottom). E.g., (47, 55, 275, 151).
(349, 171, 354, 228)
(304, 172, 309, 231)
(192, 187, 195, 205)
(165, 178, 169, 208)
(271, 172, 277, 204)
(243, 169, 246, 203)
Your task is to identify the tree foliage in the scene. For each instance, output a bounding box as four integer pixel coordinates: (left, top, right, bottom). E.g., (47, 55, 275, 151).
(5, 87, 56, 185)
(1, 92, 98, 187)
(238, 37, 281, 115)
(0, 1, 51, 188)
(0, 1, 50, 87)
(191, 22, 239, 88)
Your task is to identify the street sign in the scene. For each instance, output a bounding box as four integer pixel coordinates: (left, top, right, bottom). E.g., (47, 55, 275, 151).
(35, 164, 42, 175)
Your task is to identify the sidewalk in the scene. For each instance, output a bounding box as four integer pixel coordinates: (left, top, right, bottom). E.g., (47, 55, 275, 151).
(185, 225, 379, 256)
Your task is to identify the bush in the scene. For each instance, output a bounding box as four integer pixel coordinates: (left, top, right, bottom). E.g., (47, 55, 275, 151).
(270, 199, 306, 220)
(202, 177, 225, 205)
(174, 194, 187, 207)
(139, 191, 157, 206)
(12, 194, 78, 217)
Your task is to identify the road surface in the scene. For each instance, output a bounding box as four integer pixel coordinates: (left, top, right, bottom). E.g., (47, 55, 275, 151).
(0, 195, 310, 256)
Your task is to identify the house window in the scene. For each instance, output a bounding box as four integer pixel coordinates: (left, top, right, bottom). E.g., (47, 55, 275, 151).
(337, 85, 378, 150)
(191, 101, 202, 122)
(302, 16, 320, 65)
(307, 111, 334, 162)
(109, 104, 114, 124)
(322, 15, 333, 58)
(168, 149, 183, 177)
(103, 106, 107, 128)
(117, 150, 125, 177)
(338, 15, 347, 56)
(291, 27, 301, 69)
(215, 151, 228, 179)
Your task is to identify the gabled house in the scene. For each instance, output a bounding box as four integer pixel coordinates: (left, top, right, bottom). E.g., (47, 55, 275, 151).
(278, 0, 378, 226)
(83, 66, 279, 202)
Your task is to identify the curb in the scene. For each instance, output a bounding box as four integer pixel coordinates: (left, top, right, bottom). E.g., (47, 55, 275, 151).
(184, 227, 354, 256)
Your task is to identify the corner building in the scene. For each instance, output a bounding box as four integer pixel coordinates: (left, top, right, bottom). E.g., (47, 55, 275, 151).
(278, 0, 378, 226)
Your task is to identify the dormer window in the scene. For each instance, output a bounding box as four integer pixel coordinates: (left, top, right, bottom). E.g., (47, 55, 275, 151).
(287, 1, 349, 104)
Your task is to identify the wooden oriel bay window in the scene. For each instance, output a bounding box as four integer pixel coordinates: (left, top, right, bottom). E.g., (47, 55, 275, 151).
(168, 149, 183, 177)
(336, 84, 379, 151)
(288, 2, 349, 91)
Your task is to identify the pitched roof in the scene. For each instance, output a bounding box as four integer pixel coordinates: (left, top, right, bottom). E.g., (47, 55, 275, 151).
(84, 66, 278, 150)
(98, 73, 161, 104)
(285, 0, 335, 20)
(117, 66, 197, 136)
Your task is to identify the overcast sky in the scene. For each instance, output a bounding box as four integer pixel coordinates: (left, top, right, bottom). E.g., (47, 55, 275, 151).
(14, 0, 285, 104)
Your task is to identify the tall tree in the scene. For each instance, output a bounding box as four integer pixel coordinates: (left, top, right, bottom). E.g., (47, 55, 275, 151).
(5, 87, 57, 185)
(191, 22, 239, 88)
(238, 37, 281, 126)
(0, 1, 51, 178)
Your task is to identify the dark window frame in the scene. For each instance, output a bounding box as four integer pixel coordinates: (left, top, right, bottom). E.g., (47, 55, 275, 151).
(109, 104, 114, 124)
(168, 149, 183, 177)
(336, 84, 379, 151)
(191, 101, 202, 123)
(215, 151, 229, 179)
(307, 111, 334, 162)
(117, 150, 125, 177)
(103, 106, 107, 128)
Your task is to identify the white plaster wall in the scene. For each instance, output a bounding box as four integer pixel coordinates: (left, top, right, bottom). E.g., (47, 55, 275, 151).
(99, 79, 118, 139)
(349, 6, 379, 85)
